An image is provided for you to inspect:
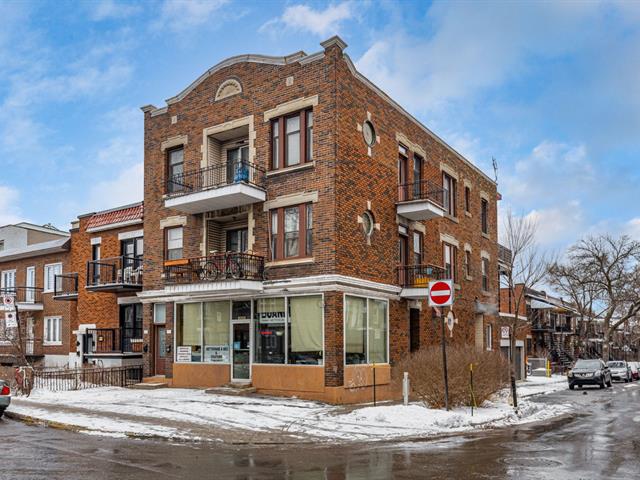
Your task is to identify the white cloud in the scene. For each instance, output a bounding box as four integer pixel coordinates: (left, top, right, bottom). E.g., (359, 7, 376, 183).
(88, 162, 144, 211)
(89, 0, 141, 21)
(521, 202, 586, 247)
(153, 0, 230, 32)
(260, 2, 355, 37)
(0, 185, 24, 225)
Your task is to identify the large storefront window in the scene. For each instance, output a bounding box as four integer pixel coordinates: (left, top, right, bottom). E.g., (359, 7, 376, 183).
(345, 295, 389, 365)
(254, 296, 323, 365)
(176, 301, 231, 363)
(176, 303, 202, 362)
(203, 301, 231, 363)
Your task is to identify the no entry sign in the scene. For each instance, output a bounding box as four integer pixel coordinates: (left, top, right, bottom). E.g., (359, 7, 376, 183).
(428, 280, 454, 307)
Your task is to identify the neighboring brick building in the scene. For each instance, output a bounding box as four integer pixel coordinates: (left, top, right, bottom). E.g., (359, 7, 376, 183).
(0, 223, 74, 367)
(136, 36, 501, 403)
(64, 203, 145, 368)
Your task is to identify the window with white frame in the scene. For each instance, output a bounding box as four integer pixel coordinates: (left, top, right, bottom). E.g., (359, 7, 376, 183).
(1, 269, 16, 291)
(344, 295, 389, 365)
(482, 257, 490, 291)
(44, 263, 62, 292)
(485, 324, 493, 350)
(153, 303, 167, 324)
(443, 243, 457, 282)
(44, 317, 62, 345)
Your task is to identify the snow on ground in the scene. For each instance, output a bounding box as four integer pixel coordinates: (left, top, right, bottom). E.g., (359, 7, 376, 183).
(8, 375, 570, 443)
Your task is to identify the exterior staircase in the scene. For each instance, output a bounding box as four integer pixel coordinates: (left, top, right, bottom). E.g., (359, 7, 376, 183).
(549, 333, 573, 369)
(205, 383, 257, 396)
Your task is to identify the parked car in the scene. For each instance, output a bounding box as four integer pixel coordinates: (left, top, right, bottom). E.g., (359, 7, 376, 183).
(0, 379, 10, 417)
(628, 362, 639, 381)
(607, 360, 632, 382)
(568, 359, 612, 389)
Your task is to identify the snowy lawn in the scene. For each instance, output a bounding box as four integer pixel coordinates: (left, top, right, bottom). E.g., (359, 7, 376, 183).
(8, 376, 570, 443)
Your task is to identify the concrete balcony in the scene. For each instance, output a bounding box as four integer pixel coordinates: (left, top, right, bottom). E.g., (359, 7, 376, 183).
(86, 256, 143, 293)
(164, 162, 266, 214)
(397, 264, 446, 299)
(396, 180, 445, 221)
(0, 287, 43, 311)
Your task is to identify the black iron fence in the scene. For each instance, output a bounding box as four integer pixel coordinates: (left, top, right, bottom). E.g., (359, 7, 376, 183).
(397, 264, 446, 288)
(86, 256, 143, 288)
(166, 161, 265, 196)
(86, 327, 144, 354)
(33, 365, 143, 391)
(397, 179, 445, 206)
(0, 286, 43, 304)
(53, 273, 79, 298)
(164, 252, 265, 284)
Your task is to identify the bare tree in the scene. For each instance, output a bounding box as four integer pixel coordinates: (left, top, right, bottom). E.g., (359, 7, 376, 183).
(500, 211, 549, 408)
(549, 235, 640, 361)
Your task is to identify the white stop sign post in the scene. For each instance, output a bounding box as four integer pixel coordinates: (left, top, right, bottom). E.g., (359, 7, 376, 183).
(429, 279, 455, 411)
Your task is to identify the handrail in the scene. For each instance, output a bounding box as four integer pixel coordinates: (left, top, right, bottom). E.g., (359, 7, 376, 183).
(0, 286, 43, 303)
(397, 264, 446, 288)
(86, 256, 143, 287)
(166, 161, 265, 197)
(164, 252, 265, 284)
(397, 179, 445, 207)
(54, 273, 79, 297)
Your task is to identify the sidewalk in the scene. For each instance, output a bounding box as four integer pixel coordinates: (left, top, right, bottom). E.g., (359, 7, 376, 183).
(6, 375, 570, 444)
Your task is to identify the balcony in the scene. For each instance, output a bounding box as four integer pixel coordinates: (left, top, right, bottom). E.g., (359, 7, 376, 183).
(164, 252, 265, 295)
(53, 273, 79, 301)
(396, 180, 445, 221)
(397, 264, 446, 299)
(86, 256, 143, 293)
(0, 287, 43, 311)
(86, 328, 143, 355)
(164, 162, 266, 214)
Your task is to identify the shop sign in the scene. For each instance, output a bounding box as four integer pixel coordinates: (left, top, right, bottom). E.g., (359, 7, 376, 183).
(204, 345, 229, 363)
(176, 346, 192, 362)
(5, 311, 18, 329)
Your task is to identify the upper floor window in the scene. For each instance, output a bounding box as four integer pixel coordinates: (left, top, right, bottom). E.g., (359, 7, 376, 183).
(271, 109, 313, 170)
(44, 263, 62, 292)
(482, 257, 490, 291)
(443, 243, 457, 282)
(464, 250, 471, 278)
(269, 203, 313, 261)
(165, 227, 183, 261)
(122, 237, 143, 261)
(413, 231, 423, 265)
(167, 147, 184, 193)
(443, 173, 457, 217)
(481, 198, 489, 234)
(464, 186, 471, 213)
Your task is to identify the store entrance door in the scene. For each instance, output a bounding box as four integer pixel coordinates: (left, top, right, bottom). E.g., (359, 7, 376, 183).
(232, 322, 251, 382)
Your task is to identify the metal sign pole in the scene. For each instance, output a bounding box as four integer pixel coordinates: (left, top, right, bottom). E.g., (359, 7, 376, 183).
(440, 308, 449, 411)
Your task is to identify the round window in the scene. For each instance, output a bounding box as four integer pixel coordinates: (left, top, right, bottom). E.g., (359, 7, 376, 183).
(362, 210, 375, 237)
(362, 120, 376, 147)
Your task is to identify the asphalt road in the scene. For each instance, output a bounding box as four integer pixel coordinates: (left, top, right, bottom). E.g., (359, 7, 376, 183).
(3, 382, 640, 480)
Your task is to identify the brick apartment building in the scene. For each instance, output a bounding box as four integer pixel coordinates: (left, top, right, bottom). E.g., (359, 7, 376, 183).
(0, 223, 75, 367)
(137, 36, 501, 403)
(64, 203, 145, 368)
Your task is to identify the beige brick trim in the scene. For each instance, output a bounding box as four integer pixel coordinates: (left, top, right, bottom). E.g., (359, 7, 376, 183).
(265, 257, 315, 268)
(440, 162, 459, 181)
(464, 243, 472, 252)
(160, 135, 188, 152)
(440, 233, 459, 248)
(411, 222, 426, 234)
(396, 132, 426, 159)
(263, 191, 319, 211)
(202, 115, 254, 168)
(480, 190, 490, 201)
(159, 215, 187, 229)
(263, 95, 319, 122)
(481, 250, 491, 260)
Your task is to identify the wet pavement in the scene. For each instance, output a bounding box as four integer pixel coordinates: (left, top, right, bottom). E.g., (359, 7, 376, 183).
(3, 382, 640, 479)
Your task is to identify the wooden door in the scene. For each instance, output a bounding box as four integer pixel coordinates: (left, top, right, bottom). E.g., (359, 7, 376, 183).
(155, 327, 169, 376)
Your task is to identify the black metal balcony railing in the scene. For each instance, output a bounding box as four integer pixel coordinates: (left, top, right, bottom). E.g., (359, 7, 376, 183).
(164, 252, 265, 284)
(397, 180, 445, 207)
(87, 256, 143, 288)
(498, 244, 513, 266)
(87, 328, 143, 354)
(0, 286, 43, 304)
(53, 273, 79, 298)
(397, 264, 446, 288)
(166, 161, 265, 197)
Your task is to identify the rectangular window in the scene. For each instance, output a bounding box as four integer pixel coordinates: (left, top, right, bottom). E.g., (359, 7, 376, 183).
(271, 109, 313, 170)
(413, 231, 423, 265)
(443, 172, 457, 217)
(443, 243, 457, 282)
(153, 303, 166, 325)
(465, 186, 471, 213)
(482, 257, 490, 291)
(44, 317, 62, 345)
(203, 301, 230, 363)
(481, 198, 489, 234)
(176, 303, 202, 362)
(269, 203, 312, 260)
(254, 297, 286, 364)
(485, 324, 493, 350)
(44, 263, 62, 292)
(464, 250, 471, 278)
(167, 147, 185, 193)
(1, 269, 16, 291)
(345, 295, 389, 365)
(288, 295, 323, 365)
(165, 227, 183, 261)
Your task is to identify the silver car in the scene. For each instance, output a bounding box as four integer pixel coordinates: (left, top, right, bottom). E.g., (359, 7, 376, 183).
(0, 379, 10, 417)
(607, 360, 631, 382)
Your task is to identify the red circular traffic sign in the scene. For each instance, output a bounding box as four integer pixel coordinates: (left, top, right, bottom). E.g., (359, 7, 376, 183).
(429, 280, 452, 306)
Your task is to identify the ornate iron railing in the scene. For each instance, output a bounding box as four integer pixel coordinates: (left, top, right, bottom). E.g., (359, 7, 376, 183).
(397, 264, 446, 288)
(164, 252, 265, 284)
(166, 161, 265, 196)
(397, 179, 445, 206)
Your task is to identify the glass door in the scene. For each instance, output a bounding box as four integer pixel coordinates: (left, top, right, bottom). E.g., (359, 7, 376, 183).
(26, 266, 35, 302)
(232, 322, 251, 382)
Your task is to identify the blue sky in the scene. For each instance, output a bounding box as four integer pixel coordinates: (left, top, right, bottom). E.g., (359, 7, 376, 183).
(1, 0, 639, 251)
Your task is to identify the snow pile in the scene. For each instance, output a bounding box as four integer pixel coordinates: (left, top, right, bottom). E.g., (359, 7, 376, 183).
(8, 375, 570, 443)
